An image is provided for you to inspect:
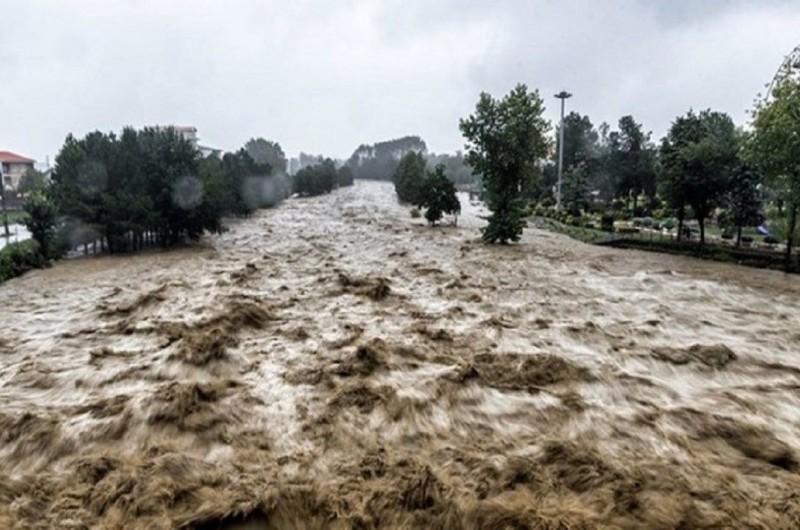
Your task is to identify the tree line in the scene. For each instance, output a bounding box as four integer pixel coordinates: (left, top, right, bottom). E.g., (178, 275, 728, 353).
(457, 76, 800, 271)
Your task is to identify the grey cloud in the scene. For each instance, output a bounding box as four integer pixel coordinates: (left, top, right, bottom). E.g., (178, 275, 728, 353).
(1, 0, 798, 164)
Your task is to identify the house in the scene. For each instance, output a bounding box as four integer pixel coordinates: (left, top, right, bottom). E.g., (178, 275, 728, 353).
(155, 126, 222, 159)
(0, 151, 36, 190)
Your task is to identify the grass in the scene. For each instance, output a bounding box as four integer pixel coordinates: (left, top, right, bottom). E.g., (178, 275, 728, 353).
(532, 215, 797, 273)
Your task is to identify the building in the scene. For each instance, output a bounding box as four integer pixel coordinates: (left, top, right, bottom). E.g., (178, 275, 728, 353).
(0, 151, 36, 190)
(155, 125, 222, 159)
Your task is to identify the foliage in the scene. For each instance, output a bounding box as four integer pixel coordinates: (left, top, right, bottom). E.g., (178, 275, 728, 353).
(459, 84, 550, 243)
(0, 240, 47, 282)
(393, 151, 427, 203)
(603, 116, 657, 205)
(346, 136, 427, 181)
(50, 127, 259, 254)
(425, 151, 480, 187)
(293, 158, 337, 196)
(747, 76, 800, 270)
(659, 109, 738, 244)
(721, 164, 762, 247)
(337, 165, 354, 187)
(413, 164, 461, 225)
(23, 190, 58, 258)
(244, 138, 287, 174)
(17, 169, 47, 194)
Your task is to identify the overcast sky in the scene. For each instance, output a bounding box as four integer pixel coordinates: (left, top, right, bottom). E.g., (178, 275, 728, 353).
(2, 0, 799, 164)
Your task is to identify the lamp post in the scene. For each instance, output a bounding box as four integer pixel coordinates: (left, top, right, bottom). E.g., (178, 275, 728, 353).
(554, 90, 572, 211)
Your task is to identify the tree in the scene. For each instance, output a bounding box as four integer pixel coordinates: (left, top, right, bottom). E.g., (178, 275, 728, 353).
(747, 76, 800, 271)
(605, 116, 657, 208)
(414, 164, 461, 226)
(393, 151, 426, 203)
(459, 84, 550, 243)
(245, 138, 287, 173)
(347, 136, 427, 181)
(722, 164, 762, 248)
(337, 165, 354, 187)
(293, 158, 337, 197)
(23, 190, 57, 258)
(17, 169, 47, 194)
(658, 110, 737, 244)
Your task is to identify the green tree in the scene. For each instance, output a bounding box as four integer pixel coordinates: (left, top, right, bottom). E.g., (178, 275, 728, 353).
(245, 138, 287, 173)
(414, 164, 461, 226)
(337, 165, 354, 187)
(18, 169, 47, 194)
(659, 110, 738, 244)
(459, 84, 550, 243)
(23, 190, 57, 258)
(606, 116, 657, 209)
(722, 164, 762, 248)
(747, 77, 800, 271)
(293, 158, 337, 197)
(393, 151, 426, 203)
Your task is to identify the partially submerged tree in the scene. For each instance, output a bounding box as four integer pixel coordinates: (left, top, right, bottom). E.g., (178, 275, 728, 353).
(460, 84, 550, 243)
(414, 164, 461, 226)
(393, 151, 426, 203)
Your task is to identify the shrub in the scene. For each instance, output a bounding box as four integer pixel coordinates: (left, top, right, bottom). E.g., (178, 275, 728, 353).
(410, 208, 421, 219)
(721, 233, 734, 240)
(632, 218, 643, 227)
(741, 236, 754, 244)
(0, 240, 48, 283)
(663, 219, 676, 231)
(642, 217, 654, 227)
(764, 235, 779, 245)
(600, 214, 615, 232)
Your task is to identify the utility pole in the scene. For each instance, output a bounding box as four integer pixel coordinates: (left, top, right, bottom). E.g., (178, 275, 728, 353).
(0, 163, 9, 238)
(554, 91, 572, 211)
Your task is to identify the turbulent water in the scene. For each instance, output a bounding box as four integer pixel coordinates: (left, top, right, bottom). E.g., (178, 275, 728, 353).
(2, 180, 800, 529)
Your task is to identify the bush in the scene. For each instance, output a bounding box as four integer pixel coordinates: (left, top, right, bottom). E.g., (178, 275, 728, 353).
(764, 235, 779, 245)
(641, 217, 654, 228)
(721, 233, 734, 240)
(741, 236, 754, 244)
(600, 214, 615, 232)
(663, 219, 676, 231)
(0, 240, 48, 283)
(632, 218, 643, 227)
(410, 208, 421, 219)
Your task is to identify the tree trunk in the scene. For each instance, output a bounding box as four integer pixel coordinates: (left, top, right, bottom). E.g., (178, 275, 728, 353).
(736, 224, 742, 248)
(785, 203, 797, 273)
(677, 208, 685, 242)
(698, 217, 705, 246)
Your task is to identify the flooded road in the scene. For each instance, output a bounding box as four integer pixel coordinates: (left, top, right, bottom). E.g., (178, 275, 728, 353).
(2, 180, 800, 528)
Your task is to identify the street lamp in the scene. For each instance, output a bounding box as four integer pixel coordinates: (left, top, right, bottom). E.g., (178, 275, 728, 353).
(554, 90, 572, 211)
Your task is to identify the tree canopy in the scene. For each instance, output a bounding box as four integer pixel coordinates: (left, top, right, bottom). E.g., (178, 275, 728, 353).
(460, 84, 550, 243)
(414, 164, 461, 226)
(393, 151, 427, 204)
(747, 76, 800, 269)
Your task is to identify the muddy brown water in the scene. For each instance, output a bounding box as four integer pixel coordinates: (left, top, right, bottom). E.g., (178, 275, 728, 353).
(2, 180, 800, 528)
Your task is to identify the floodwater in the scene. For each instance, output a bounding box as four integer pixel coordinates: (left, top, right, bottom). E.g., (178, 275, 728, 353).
(2, 180, 800, 529)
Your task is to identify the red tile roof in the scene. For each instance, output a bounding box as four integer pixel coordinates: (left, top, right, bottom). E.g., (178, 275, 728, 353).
(0, 151, 35, 164)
